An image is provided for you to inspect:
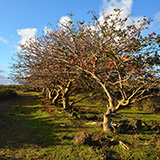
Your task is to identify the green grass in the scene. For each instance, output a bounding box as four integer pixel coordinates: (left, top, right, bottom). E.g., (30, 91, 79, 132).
(0, 91, 159, 159)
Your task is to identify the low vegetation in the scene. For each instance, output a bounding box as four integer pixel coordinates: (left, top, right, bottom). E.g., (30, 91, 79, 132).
(0, 87, 17, 100)
(0, 88, 159, 159)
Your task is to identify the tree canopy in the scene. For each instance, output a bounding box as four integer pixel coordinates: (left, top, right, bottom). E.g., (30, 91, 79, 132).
(11, 9, 160, 132)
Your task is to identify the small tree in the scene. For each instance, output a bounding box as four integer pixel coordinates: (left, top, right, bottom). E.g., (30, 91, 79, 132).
(11, 33, 93, 110)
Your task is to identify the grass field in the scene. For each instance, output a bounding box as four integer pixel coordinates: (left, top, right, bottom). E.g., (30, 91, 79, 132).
(0, 91, 159, 159)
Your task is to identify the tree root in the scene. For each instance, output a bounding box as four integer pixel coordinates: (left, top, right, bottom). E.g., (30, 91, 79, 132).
(111, 138, 130, 151)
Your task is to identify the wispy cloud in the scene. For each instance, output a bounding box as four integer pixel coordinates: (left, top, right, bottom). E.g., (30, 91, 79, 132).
(0, 37, 8, 44)
(0, 70, 5, 73)
(154, 12, 160, 22)
(0, 64, 8, 68)
(152, 11, 160, 31)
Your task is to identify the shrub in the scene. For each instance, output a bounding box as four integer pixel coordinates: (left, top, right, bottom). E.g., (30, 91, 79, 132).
(0, 85, 24, 91)
(23, 87, 36, 92)
(0, 88, 17, 100)
(131, 96, 160, 113)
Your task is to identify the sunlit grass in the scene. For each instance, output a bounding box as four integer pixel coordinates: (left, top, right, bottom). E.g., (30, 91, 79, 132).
(0, 91, 159, 159)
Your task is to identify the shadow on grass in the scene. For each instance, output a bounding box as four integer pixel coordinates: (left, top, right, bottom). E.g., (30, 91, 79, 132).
(120, 111, 154, 115)
(0, 93, 86, 149)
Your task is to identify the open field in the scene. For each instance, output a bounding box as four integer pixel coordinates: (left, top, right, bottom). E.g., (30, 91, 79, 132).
(0, 91, 159, 160)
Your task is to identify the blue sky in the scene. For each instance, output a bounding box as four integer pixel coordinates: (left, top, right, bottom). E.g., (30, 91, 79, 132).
(0, 0, 160, 84)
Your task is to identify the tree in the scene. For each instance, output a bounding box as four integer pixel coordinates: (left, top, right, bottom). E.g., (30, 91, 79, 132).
(11, 33, 93, 110)
(11, 9, 160, 132)
(45, 10, 160, 132)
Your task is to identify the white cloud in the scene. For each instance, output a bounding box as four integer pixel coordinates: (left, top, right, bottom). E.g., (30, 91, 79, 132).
(146, 11, 160, 32)
(0, 66, 13, 85)
(0, 72, 11, 85)
(44, 26, 52, 35)
(0, 37, 8, 44)
(100, 2, 159, 33)
(59, 16, 72, 30)
(99, 0, 146, 31)
(17, 28, 37, 49)
(100, 0, 133, 20)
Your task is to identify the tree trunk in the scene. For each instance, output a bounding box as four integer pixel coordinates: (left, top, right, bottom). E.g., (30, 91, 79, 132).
(62, 95, 69, 110)
(42, 88, 46, 94)
(46, 88, 52, 100)
(45, 89, 48, 99)
(49, 91, 52, 100)
(61, 80, 73, 110)
(52, 89, 60, 104)
(103, 109, 112, 132)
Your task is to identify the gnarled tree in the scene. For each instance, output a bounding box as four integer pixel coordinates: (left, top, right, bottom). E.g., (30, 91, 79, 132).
(11, 9, 160, 132)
